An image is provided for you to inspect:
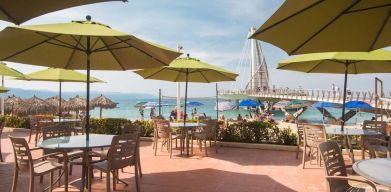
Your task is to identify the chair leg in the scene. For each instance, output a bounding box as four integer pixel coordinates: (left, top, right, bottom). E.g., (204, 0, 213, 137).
(49, 172, 53, 192)
(28, 128, 33, 143)
(170, 138, 173, 159)
(69, 164, 73, 175)
(191, 136, 194, 155)
(296, 142, 300, 159)
(0, 141, 3, 162)
(204, 139, 208, 157)
(154, 138, 158, 156)
(112, 170, 116, 191)
(214, 137, 218, 154)
(137, 149, 142, 178)
(40, 175, 43, 183)
(302, 146, 306, 169)
(135, 163, 140, 192)
(11, 168, 18, 192)
(29, 175, 34, 192)
(106, 171, 111, 192)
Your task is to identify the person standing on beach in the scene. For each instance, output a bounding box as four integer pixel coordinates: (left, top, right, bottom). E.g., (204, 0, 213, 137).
(139, 107, 144, 121)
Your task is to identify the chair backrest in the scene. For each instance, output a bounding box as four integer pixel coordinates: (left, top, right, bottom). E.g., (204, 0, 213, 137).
(156, 120, 171, 139)
(303, 124, 326, 148)
(41, 125, 72, 140)
(363, 120, 387, 133)
(0, 122, 4, 136)
(318, 141, 350, 191)
(201, 119, 218, 138)
(295, 122, 304, 141)
(28, 115, 38, 129)
(107, 134, 138, 170)
(9, 136, 33, 171)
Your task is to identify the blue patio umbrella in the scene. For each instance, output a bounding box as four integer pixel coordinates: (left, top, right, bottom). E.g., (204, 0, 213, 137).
(312, 101, 337, 108)
(239, 99, 262, 107)
(344, 101, 373, 109)
(186, 101, 203, 107)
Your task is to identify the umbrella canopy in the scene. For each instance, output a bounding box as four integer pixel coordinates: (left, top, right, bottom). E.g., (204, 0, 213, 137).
(251, 0, 391, 55)
(0, 62, 25, 78)
(134, 101, 147, 108)
(0, 86, 9, 93)
(90, 94, 116, 109)
(15, 67, 103, 82)
(0, 0, 127, 25)
(64, 95, 87, 112)
(45, 96, 66, 108)
(312, 101, 338, 108)
(25, 95, 56, 115)
(5, 94, 25, 115)
(273, 100, 289, 109)
(344, 101, 374, 109)
(134, 56, 238, 83)
(278, 49, 391, 130)
(0, 16, 181, 140)
(186, 101, 203, 107)
(239, 99, 262, 107)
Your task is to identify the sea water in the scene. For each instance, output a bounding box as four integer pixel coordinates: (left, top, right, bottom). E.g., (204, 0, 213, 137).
(89, 98, 375, 125)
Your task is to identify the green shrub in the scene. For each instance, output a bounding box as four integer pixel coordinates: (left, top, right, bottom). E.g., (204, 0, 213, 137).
(132, 120, 154, 137)
(90, 118, 131, 135)
(1, 115, 30, 128)
(218, 121, 297, 146)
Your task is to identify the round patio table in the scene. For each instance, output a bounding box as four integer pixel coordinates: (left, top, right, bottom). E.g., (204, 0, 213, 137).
(325, 127, 383, 163)
(353, 158, 391, 188)
(38, 134, 115, 191)
(170, 122, 206, 156)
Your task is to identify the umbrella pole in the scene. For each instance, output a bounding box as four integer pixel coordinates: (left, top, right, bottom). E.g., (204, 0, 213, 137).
(158, 88, 161, 116)
(216, 83, 218, 120)
(184, 69, 189, 156)
(59, 81, 62, 122)
(86, 36, 91, 141)
(99, 107, 102, 119)
(341, 62, 349, 131)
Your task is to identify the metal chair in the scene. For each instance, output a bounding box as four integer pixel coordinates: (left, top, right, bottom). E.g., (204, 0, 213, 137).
(295, 121, 305, 159)
(122, 123, 142, 177)
(27, 115, 39, 144)
(191, 119, 218, 156)
(0, 122, 3, 162)
(9, 136, 65, 192)
(319, 140, 377, 192)
(88, 134, 140, 192)
(154, 120, 180, 158)
(302, 123, 327, 169)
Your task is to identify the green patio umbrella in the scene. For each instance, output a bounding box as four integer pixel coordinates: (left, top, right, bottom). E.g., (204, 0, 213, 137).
(14, 67, 104, 121)
(135, 55, 238, 155)
(0, 0, 127, 25)
(251, 0, 391, 55)
(278, 49, 391, 131)
(0, 62, 24, 115)
(0, 15, 181, 144)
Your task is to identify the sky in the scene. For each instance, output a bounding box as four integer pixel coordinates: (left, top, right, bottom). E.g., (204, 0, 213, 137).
(1, 0, 390, 97)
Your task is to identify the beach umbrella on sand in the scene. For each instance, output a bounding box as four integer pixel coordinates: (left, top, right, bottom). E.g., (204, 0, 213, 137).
(45, 96, 66, 110)
(0, 0, 127, 25)
(251, 0, 391, 55)
(90, 94, 117, 118)
(64, 95, 87, 115)
(284, 100, 311, 110)
(239, 99, 262, 107)
(25, 95, 55, 115)
(135, 55, 238, 155)
(5, 95, 25, 115)
(0, 16, 181, 145)
(345, 101, 374, 110)
(215, 101, 236, 112)
(14, 67, 103, 121)
(186, 101, 203, 107)
(278, 49, 391, 131)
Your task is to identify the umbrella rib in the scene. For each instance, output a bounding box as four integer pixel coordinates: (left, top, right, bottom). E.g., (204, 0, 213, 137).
(214, 70, 236, 81)
(345, 3, 391, 14)
(0, 5, 19, 24)
(144, 68, 166, 79)
(2, 33, 62, 61)
(91, 37, 133, 52)
(114, 36, 169, 66)
(90, 37, 100, 50)
(99, 37, 126, 70)
(173, 69, 182, 82)
(199, 71, 210, 83)
(251, 0, 324, 37)
(70, 35, 86, 50)
(64, 36, 83, 69)
(369, 11, 391, 50)
(36, 32, 84, 51)
(289, 0, 361, 55)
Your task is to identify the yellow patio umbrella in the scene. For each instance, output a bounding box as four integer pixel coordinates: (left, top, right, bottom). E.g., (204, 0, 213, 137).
(135, 55, 238, 155)
(0, 0, 127, 25)
(251, 0, 391, 55)
(278, 49, 391, 130)
(14, 67, 104, 121)
(0, 16, 181, 143)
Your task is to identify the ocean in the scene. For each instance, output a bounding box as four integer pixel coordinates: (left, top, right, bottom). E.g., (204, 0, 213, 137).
(89, 98, 375, 125)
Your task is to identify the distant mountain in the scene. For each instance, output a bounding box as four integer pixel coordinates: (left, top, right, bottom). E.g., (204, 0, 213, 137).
(3, 88, 156, 100)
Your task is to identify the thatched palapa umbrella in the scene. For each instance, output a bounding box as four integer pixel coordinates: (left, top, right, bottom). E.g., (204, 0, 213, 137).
(64, 95, 87, 118)
(90, 94, 117, 118)
(5, 95, 26, 115)
(25, 95, 55, 115)
(45, 96, 66, 112)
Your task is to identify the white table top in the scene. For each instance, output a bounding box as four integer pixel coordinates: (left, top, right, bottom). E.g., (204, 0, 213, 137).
(353, 158, 391, 188)
(38, 134, 114, 150)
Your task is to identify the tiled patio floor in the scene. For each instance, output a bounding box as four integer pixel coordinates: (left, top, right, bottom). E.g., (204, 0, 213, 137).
(0, 129, 327, 192)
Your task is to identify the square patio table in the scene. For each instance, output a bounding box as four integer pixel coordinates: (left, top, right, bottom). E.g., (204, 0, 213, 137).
(170, 122, 206, 156)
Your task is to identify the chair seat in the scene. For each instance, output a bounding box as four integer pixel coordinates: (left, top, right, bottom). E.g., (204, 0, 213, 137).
(91, 149, 109, 159)
(34, 160, 63, 175)
(91, 157, 135, 172)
